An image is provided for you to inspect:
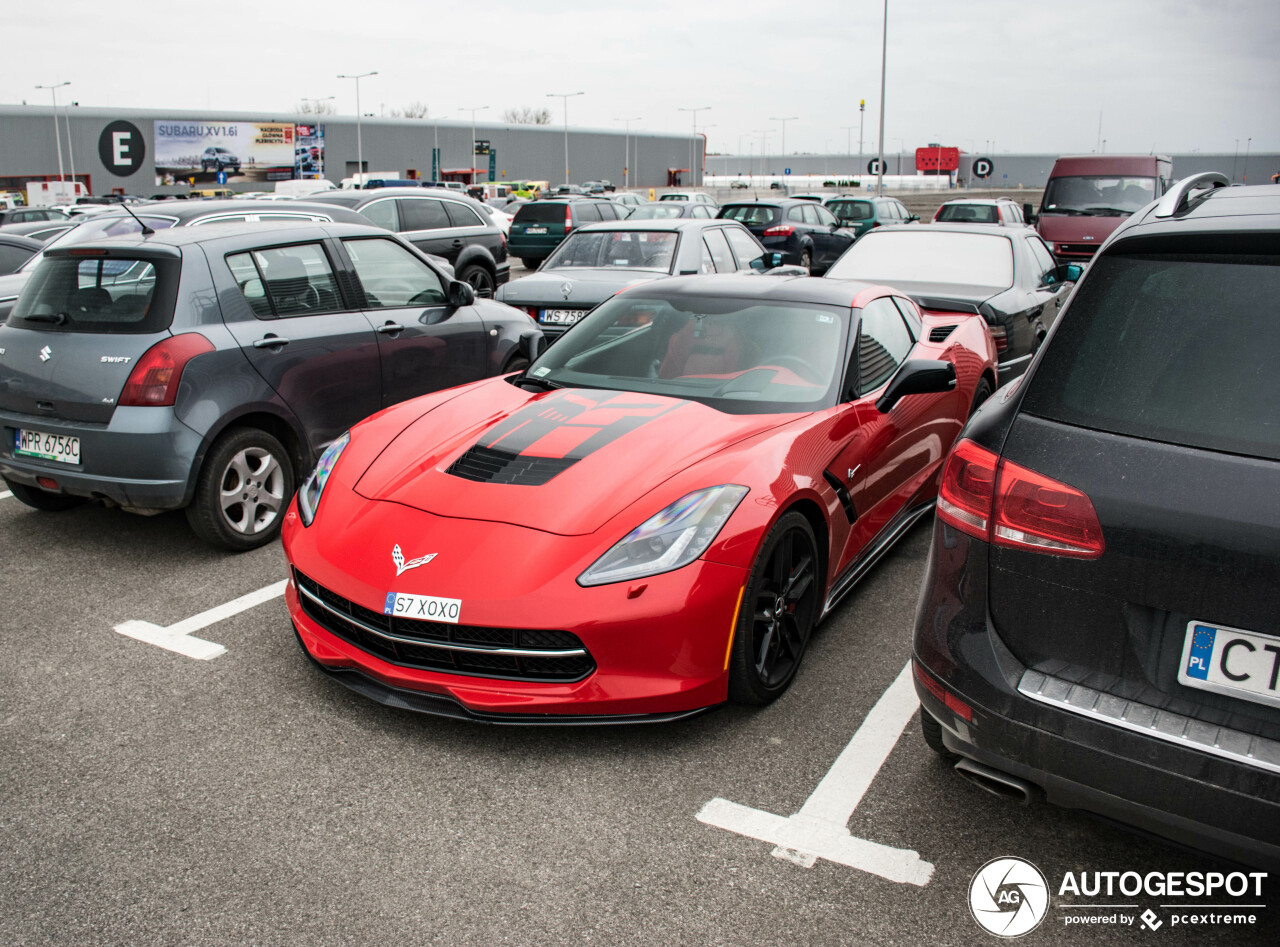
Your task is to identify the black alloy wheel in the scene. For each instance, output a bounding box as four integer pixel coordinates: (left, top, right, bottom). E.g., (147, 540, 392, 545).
(458, 263, 495, 298)
(728, 511, 820, 704)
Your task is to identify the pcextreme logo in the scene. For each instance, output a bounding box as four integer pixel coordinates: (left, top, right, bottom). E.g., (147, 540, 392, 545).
(969, 856, 1049, 937)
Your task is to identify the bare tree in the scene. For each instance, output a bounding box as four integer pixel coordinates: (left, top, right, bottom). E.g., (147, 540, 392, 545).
(399, 101, 430, 119)
(503, 106, 552, 125)
(296, 99, 337, 115)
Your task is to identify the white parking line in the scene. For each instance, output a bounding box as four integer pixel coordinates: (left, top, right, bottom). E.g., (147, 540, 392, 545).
(113, 579, 288, 660)
(0, 490, 11, 500)
(696, 662, 934, 886)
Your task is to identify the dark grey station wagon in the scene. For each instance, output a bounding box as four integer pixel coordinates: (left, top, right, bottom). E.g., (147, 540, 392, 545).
(0, 221, 540, 549)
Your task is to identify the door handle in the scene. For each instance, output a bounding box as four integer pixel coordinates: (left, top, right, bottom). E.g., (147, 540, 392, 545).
(252, 335, 290, 349)
(376, 322, 404, 335)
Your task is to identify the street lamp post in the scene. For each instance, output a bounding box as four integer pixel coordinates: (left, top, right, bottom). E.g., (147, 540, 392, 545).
(615, 117, 641, 188)
(547, 92, 584, 186)
(458, 106, 489, 183)
(876, 0, 888, 195)
(859, 98, 866, 181)
(35, 82, 70, 183)
(1243, 137, 1252, 183)
(63, 94, 76, 189)
(338, 71, 378, 182)
(753, 129, 771, 180)
(769, 116, 798, 167)
(678, 106, 710, 188)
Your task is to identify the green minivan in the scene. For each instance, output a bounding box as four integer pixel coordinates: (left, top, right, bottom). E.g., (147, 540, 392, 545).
(507, 197, 628, 268)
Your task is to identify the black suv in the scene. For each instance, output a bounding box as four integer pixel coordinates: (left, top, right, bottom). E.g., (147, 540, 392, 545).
(912, 176, 1280, 868)
(309, 188, 509, 297)
(716, 199, 857, 274)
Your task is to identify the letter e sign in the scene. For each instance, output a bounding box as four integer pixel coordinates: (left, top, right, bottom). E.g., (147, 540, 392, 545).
(98, 120, 145, 177)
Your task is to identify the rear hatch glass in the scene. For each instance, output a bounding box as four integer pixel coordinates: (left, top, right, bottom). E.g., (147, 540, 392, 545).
(512, 203, 569, 225)
(1022, 253, 1280, 460)
(10, 254, 178, 334)
(719, 205, 780, 228)
(828, 200, 873, 221)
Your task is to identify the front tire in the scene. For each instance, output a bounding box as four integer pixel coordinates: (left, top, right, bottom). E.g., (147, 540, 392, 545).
(520, 257, 542, 270)
(921, 710, 958, 761)
(799, 248, 812, 273)
(727, 511, 821, 705)
(457, 263, 495, 298)
(970, 376, 994, 418)
(185, 428, 293, 551)
(4, 479, 86, 512)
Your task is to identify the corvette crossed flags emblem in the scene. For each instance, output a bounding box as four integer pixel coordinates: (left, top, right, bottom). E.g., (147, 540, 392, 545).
(392, 544, 437, 576)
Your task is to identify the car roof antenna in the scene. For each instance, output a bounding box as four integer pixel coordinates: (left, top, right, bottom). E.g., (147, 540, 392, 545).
(117, 202, 155, 236)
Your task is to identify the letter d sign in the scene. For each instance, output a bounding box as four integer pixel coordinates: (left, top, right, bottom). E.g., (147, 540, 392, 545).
(98, 120, 145, 177)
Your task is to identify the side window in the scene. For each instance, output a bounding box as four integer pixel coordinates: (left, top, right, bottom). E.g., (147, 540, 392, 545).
(444, 202, 485, 227)
(857, 297, 914, 395)
(597, 203, 618, 220)
(724, 227, 765, 269)
(691, 206, 710, 218)
(787, 205, 807, 223)
(699, 239, 716, 274)
(891, 297, 922, 341)
(226, 251, 274, 318)
(398, 199, 450, 231)
(342, 237, 446, 308)
(800, 204, 821, 225)
(359, 199, 399, 230)
(576, 203, 601, 223)
(229, 243, 343, 319)
(702, 228, 736, 273)
(814, 205, 837, 226)
(0, 244, 33, 272)
(1027, 237, 1057, 282)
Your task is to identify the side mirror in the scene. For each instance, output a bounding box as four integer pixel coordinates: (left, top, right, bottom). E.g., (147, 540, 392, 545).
(518, 329, 546, 362)
(1022, 203, 1037, 224)
(908, 214, 920, 222)
(875, 359, 957, 413)
(1063, 263, 1084, 282)
(447, 279, 475, 308)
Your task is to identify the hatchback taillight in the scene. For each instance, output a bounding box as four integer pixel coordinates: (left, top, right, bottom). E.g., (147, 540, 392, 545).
(762, 224, 795, 237)
(118, 333, 215, 407)
(936, 439, 1104, 559)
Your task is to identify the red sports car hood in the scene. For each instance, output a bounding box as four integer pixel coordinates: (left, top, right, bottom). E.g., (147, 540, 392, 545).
(354, 380, 796, 536)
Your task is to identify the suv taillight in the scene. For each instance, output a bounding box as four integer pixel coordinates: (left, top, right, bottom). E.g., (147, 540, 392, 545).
(989, 325, 1008, 352)
(565, 204, 573, 231)
(762, 224, 795, 237)
(936, 439, 1104, 558)
(118, 333, 214, 407)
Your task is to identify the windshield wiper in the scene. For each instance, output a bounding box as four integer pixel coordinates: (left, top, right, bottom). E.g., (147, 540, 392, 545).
(22, 312, 68, 325)
(511, 373, 563, 392)
(1085, 207, 1133, 216)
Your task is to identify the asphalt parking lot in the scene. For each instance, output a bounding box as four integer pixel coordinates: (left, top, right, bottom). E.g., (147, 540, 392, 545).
(2, 487, 1274, 945)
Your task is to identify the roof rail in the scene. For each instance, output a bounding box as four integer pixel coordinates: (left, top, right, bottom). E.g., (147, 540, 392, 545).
(1153, 171, 1229, 218)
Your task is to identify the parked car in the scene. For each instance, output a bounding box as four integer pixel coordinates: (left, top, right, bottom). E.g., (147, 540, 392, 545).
(0, 220, 76, 245)
(200, 147, 241, 174)
(496, 218, 784, 342)
(718, 199, 858, 274)
(1032, 154, 1172, 262)
(729, 180, 750, 189)
(659, 191, 718, 206)
(0, 233, 42, 275)
(0, 199, 375, 323)
(824, 223, 1079, 380)
(608, 192, 645, 207)
(0, 222, 539, 550)
(912, 175, 1280, 869)
(625, 203, 716, 220)
(0, 207, 68, 226)
(823, 195, 917, 237)
(280, 273, 996, 722)
(307, 188, 509, 297)
(507, 197, 628, 269)
(933, 198, 1027, 226)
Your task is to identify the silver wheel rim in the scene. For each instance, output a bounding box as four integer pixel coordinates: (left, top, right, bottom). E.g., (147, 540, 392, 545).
(218, 446, 285, 535)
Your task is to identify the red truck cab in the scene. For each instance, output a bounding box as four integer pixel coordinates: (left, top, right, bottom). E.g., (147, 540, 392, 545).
(1030, 154, 1172, 262)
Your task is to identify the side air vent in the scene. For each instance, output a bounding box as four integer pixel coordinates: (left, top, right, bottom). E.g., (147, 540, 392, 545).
(446, 443, 578, 486)
(929, 325, 958, 343)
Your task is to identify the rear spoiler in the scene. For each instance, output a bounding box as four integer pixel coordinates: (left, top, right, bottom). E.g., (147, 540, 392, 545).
(909, 294, 981, 316)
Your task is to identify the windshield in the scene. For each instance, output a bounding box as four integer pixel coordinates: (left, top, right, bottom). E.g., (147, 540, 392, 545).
(825, 230, 1014, 288)
(17, 215, 176, 274)
(626, 204, 685, 220)
(543, 230, 679, 272)
(828, 200, 873, 221)
(1041, 176, 1156, 216)
(523, 292, 847, 414)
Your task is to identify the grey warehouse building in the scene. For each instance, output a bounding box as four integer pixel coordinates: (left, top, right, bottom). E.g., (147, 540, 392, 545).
(0, 104, 706, 196)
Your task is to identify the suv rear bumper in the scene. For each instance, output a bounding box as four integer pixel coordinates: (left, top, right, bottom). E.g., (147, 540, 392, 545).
(0, 406, 201, 511)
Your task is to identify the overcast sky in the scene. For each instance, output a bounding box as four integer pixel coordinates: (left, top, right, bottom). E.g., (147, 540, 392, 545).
(5, 0, 1277, 157)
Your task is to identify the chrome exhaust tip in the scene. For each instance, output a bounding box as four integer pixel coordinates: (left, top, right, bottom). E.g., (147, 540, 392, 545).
(954, 758, 1036, 806)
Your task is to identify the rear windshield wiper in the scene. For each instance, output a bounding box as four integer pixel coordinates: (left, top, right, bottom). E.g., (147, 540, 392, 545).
(21, 312, 68, 325)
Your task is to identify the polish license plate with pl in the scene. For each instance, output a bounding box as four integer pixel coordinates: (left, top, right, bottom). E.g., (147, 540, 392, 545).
(1179, 620, 1280, 711)
(526, 226, 548, 234)
(384, 591, 462, 623)
(541, 309, 583, 325)
(15, 428, 81, 464)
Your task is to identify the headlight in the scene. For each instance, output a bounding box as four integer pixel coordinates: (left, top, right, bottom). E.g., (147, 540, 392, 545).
(1044, 240, 1056, 253)
(297, 432, 350, 527)
(577, 484, 748, 587)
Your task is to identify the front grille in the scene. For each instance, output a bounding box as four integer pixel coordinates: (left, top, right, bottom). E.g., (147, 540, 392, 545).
(446, 443, 578, 485)
(294, 570, 596, 682)
(928, 325, 958, 343)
